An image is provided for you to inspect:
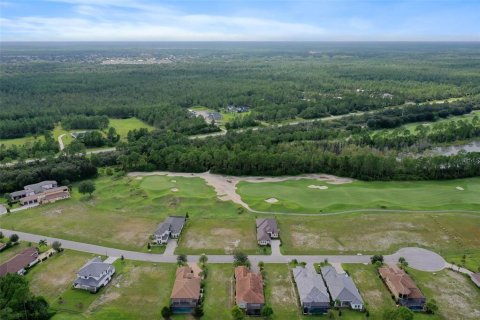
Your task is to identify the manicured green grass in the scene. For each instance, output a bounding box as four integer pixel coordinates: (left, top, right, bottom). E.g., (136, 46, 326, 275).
(108, 117, 154, 140)
(277, 212, 480, 255)
(237, 178, 480, 214)
(407, 268, 480, 320)
(203, 264, 234, 320)
(0, 174, 242, 251)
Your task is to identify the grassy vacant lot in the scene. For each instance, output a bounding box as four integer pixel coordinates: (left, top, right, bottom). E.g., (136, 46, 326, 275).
(408, 268, 480, 320)
(277, 212, 480, 255)
(108, 117, 154, 140)
(0, 135, 45, 148)
(176, 217, 259, 255)
(0, 175, 242, 251)
(237, 178, 480, 213)
(203, 264, 235, 320)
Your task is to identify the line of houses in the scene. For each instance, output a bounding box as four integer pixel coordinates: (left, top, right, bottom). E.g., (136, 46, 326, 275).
(9, 180, 70, 207)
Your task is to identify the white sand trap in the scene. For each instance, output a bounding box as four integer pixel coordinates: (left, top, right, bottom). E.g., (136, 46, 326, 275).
(171, 180, 176, 183)
(456, 186, 464, 191)
(308, 185, 328, 190)
(135, 177, 142, 180)
(171, 188, 179, 192)
(265, 198, 279, 203)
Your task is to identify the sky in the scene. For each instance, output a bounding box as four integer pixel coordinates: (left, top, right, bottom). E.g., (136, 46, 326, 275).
(0, 0, 479, 41)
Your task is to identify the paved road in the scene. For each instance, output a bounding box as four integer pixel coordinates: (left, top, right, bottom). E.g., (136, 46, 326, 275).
(0, 229, 447, 271)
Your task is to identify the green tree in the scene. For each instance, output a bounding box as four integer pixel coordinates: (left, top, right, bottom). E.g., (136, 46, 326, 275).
(9, 233, 19, 243)
(233, 251, 250, 267)
(0, 273, 53, 320)
(370, 255, 384, 265)
(260, 305, 274, 318)
(177, 254, 187, 266)
(383, 307, 414, 320)
(161, 306, 172, 319)
(78, 181, 96, 197)
(231, 305, 244, 320)
(425, 299, 439, 314)
(199, 253, 208, 264)
(52, 241, 62, 252)
(38, 239, 48, 248)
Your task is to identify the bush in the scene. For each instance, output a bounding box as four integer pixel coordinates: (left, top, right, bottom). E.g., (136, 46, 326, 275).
(9, 233, 19, 243)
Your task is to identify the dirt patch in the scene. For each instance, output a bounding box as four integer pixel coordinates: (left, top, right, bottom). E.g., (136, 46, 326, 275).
(171, 188, 179, 192)
(456, 186, 464, 191)
(265, 198, 279, 203)
(308, 185, 328, 190)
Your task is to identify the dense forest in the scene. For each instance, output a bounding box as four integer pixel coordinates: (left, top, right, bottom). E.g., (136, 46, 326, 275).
(1, 42, 480, 181)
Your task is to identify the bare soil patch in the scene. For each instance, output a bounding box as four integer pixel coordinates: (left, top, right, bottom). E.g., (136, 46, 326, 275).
(308, 185, 328, 190)
(265, 197, 279, 203)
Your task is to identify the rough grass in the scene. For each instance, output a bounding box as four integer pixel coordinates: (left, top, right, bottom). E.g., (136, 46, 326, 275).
(408, 268, 480, 320)
(108, 118, 154, 140)
(277, 212, 480, 255)
(176, 217, 258, 255)
(237, 178, 480, 214)
(0, 135, 45, 147)
(0, 175, 241, 251)
(203, 264, 234, 320)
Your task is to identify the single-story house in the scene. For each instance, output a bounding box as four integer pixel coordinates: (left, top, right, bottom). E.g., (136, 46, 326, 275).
(0, 247, 39, 277)
(19, 186, 70, 206)
(378, 265, 426, 311)
(153, 216, 186, 244)
(470, 273, 480, 288)
(207, 112, 222, 121)
(235, 266, 265, 315)
(73, 257, 115, 293)
(321, 266, 364, 310)
(170, 263, 202, 314)
(256, 218, 279, 246)
(293, 266, 330, 315)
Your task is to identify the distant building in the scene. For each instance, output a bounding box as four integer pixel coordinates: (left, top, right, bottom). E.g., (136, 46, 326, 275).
(0, 248, 39, 277)
(378, 265, 425, 310)
(292, 266, 330, 315)
(10, 180, 58, 201)
(382, 93, 394, 99)
(320, 266, 364, 310)
(256, 218, 279, 246)
(19, 186, 70, 206)
(207, 112, 222, 121)
(226, 105, 250, 113)
(235, 266, 264, 315)
(170, 263, 202, 313)
(73, 257, 115, 293)
(153, 216, 186, 244)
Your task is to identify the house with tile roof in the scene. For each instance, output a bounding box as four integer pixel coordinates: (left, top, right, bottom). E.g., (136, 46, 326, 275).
(153, 216, 186, 244)
(321, 266, 364, 310)
(0, 247, 39, 277)
(378, 265, 425, 310)
(256, 218, 279, 246)
(235, 266, 264, 315)
(292, 266, 330, 315)
(170, 263, 202, 314)
(73, 257, 115, 293)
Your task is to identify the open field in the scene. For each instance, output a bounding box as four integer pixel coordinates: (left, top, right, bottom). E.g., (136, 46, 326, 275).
(277, 212, 480, 255)
(237, 178, 480, 214)
(203, 264, 235, 320)
(108, 117, 155, 140)
(176, 217, 259, 255)
(408, 268, 480, 320)
(0, 135, 45, 147)
(0, 174, 242, 251)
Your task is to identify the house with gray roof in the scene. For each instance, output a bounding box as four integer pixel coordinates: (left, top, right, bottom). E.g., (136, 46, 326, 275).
(256, 218, 279, 246)
(73, 257, 115, 293)
(321, 266, 364, 310)
(292, 266, 330, 315)
(153, 216, 186, 244)
(9, 180, 58, 201)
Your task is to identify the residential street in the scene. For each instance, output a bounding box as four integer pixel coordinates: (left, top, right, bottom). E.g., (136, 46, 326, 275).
(0, 228, 447, 272)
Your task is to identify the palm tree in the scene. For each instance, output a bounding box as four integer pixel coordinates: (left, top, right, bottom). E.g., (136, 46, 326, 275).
(38, 239, 47, 248)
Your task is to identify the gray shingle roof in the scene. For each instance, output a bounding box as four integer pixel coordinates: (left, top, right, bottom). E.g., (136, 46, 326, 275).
(256, 218, 278, 242)
(10, 190, 29, 197)
(321, 266, 363, 305)
(24, 180, 57, 194)
(154, 216, 185, 236)
(77, 257, 114, 278)
(293, 267, 330, 304)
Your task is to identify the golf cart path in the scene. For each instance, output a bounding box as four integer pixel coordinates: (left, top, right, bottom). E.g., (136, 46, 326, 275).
(0, 229, 447, 272)
(128, 171, 480, 217)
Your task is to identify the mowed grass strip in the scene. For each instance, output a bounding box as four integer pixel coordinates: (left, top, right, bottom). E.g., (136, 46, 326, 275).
(0, 175, 241, 251)
(277, 212, 480, 255)
(203, 264, 234, 320)
(108, 117, 154, 140)
(237, 178, 480, 214)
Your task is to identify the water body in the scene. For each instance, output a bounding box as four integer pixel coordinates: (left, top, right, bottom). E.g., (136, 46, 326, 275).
(429, 140, 480, 156)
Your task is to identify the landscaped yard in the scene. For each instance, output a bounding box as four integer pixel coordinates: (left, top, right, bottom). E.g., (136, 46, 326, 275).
(0, 174, 242, 251)
(277, 212, 480, 255)
(237, 178, 480, 214)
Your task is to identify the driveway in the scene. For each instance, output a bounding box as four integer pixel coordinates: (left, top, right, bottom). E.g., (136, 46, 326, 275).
(385, 247, 446, 272)
(270, 240, 281, 257)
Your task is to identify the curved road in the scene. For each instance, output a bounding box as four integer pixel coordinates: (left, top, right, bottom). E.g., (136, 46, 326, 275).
(0, 229, 447, 272)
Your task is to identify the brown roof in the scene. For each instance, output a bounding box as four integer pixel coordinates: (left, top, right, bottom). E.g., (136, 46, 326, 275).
(170, 265, 201, 300)
(0, 247, 38, 277)
(235, 266, 264, 304)
(379, 265, 425, 299)
(43, 191, 69, 202)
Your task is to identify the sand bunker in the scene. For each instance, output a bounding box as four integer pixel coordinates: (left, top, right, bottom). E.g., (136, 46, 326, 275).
(171, 180, 176, 183)
(171, 188, 179, 192)
(308, 185, 328, 190)
(456, 186, 464, 191)
(135, 177, 142, 180)
(265, 198, 279, 203)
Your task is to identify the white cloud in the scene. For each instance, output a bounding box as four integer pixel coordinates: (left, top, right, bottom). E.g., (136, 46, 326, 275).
(0, 0, 326, 41)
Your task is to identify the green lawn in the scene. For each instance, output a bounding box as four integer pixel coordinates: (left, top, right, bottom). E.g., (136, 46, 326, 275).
(237, 178, 480, 214)
(442, 250, 480, 272)
(0, 135, 45, 148)
(203, 264, 234, 320)
(0, 174, 242, 251)
(108, 118, 154, 140)
(277, 212, 480, 255)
